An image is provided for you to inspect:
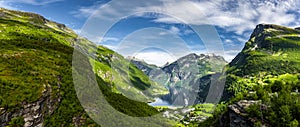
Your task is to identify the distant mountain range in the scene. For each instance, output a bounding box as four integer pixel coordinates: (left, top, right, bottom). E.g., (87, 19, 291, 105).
(130, 53, 227, 106)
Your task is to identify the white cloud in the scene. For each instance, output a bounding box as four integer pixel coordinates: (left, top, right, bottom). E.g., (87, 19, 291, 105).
(169, 26, 180, 35)
(235, 36, 248, 44)
(76, 0, 299, 35)
(86, 36, 119, 44)
(0, 0, 63, 10)
(72, 1, 104, 18)
(76, 0, 300, 64)
(2, 0, 63, 6)
(150, 0, 299, 35)
(73, 29, 81, 34)
(159, 32, 168, 35)
(115, 27, 191, 56)
(99, 27, 196, 66)
(0, 1, 18, 9)
(183, 29, 193, 35)
(20, 0, 63, 5)
(223, 50, 241, 62)
(134, 51, 177, 66)
(157, 25, 194, 36)
(224, 39, 233, 43)
(100, 37, 119, 42)
(86, 35, 102, 43)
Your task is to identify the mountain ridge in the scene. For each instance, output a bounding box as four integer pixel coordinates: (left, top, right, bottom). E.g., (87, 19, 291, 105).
(0, 7, 169, 127)
(199, 23, 300, 127)
(131, 53, 227, 106)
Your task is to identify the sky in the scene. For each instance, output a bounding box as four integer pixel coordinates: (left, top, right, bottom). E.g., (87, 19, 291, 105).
(1, 0, 300, 66)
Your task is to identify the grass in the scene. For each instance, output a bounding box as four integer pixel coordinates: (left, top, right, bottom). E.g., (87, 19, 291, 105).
(0, 17, 74, 110)
(91, 45, 169, 101)
(7, 116, 24, 127)
(0, 8, 169, 126)
(203, 24, 300, 126)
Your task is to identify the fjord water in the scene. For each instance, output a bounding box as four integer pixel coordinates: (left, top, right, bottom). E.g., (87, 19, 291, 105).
(149, 98, 172, 106)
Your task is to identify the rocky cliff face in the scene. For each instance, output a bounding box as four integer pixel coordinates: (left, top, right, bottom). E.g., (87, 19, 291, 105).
(219, 100, 268, 127)
(131, 53, 227, 106)
(0, 79, 61, 127)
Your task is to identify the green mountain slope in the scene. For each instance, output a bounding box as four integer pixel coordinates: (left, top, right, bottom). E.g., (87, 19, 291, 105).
(224, 24, 300, 99)
(91, 47, 168, 102)
(0, 8, 168, 127)
(200, 24, 300, 127)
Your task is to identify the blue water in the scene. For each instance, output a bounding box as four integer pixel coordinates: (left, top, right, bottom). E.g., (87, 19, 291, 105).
(149, 98, 172, 106)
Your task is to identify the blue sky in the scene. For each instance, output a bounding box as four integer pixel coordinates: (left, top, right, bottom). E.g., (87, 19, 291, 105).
(1, 0, 300, 66)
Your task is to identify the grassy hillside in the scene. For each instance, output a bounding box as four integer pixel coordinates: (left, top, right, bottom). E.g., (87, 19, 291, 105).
(0, 7, 77, 111)
(0, 8, 168, 126)
(200, 24, 300, 127)
(225, 24, 300, 99)
(91, 46, 168, 102)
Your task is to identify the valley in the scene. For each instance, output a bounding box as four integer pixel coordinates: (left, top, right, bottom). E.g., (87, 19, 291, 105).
(0, 7, 300, 127)
(130, 53, 227, 106)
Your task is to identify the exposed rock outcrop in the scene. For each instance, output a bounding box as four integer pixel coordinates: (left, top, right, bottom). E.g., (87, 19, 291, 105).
(219, 100, 268, 127)
(0, 82, 61, 127)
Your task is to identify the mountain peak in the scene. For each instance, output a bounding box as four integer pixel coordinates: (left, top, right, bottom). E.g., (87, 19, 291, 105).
(230, 23, 300, 69)
(0, 7, 73, 34)
(184, 53, 199, 58)
(245, 24, 300, 51)
(250, 24, 278, 38)
(186, 53, 198, 56)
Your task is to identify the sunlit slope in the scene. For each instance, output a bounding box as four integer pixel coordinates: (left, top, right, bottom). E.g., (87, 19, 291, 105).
(0, 7, 168, 126)
(224, 24, 300, 99)
(200, 24, 300, 127)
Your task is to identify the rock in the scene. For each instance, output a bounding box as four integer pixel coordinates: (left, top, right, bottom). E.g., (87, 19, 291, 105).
(24, 104, 32, 109)
(33, 114, 40, 119)
(251, 24, 276, 38)
(0, 81, 61, 127)
(32, 105, 40, 112)
(219, 100, 269, 127)
(24, 121, 33, 127)
(24, 108, 30, 114)
(36, 123, 43, 127)
(0, 12, 5, 17)
(0, 108, 5, 114)
(24, 115, 34, 122)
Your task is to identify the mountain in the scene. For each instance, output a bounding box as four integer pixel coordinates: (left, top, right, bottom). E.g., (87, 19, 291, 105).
(0, 8, 169, 127)
(2, 7, 299, 127)
(130, 53, 227, 106)
(129, 56, 159, 76)
(199, 24, 300, 127)
(223, 24, 300, 100)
